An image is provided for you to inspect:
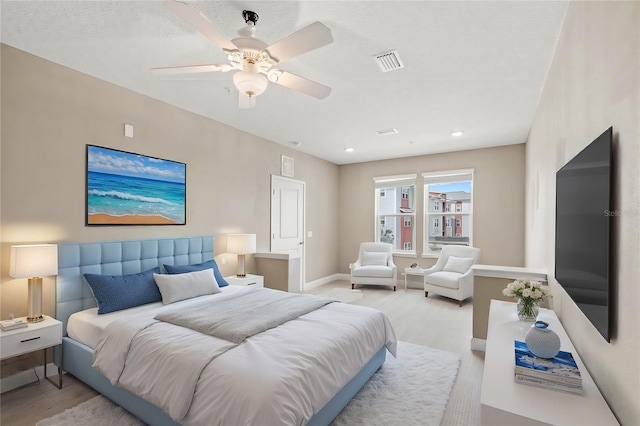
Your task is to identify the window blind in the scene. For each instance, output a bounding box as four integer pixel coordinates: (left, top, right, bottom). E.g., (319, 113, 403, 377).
(422, 169, 473, 185)
(374, 174, 417, 189)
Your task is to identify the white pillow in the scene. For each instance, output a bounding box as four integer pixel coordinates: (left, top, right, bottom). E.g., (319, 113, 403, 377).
(153, 269, 221, 304)
(442, 256, 475, 274)
(362, 251, 389, 266)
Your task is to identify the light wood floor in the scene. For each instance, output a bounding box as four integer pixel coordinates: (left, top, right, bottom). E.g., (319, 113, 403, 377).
(0, 371, 98, 426)
(0, 280, 484, 425)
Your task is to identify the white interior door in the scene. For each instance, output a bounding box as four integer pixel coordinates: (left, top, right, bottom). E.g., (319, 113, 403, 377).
(271, 175, 305, 291)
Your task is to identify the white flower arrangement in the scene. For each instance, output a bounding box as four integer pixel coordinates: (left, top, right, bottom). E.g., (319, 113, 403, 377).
(502, 279, 550, 303)
(503, 279, 551, 320)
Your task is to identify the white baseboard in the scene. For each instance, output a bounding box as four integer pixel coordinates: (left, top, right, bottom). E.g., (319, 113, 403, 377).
(0, 363, 61, 393)
(470, 337, 486, 352)
(304, 273, 349, 290)
(305, 273, 406, 290)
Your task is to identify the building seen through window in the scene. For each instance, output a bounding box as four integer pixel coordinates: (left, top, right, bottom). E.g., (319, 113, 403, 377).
(375, 171, 471, 255)
(375, 175, 416, 253)
(425, 185, 472, 252)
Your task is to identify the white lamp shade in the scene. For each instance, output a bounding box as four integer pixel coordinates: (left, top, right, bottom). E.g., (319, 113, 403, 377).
(233, 71, 268, 97)
(10, 244, 58, 278)
(227, 234, 257, 255)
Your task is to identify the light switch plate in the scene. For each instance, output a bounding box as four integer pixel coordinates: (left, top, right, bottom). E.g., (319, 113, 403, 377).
(124, 123, 134, 138)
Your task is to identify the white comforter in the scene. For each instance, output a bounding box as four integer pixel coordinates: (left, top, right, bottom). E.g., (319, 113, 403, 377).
(92, 287, 397, 426)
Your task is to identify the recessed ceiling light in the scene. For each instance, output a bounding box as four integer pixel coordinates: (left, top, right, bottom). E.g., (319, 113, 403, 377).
(451, 131, 464, 137)
(344, 148, 354, 153)
(291, 141, 301, 147)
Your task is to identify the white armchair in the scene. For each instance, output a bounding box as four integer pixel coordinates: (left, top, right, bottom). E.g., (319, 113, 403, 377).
(350, 242, 397, 291)
(423, 246, 481, 306)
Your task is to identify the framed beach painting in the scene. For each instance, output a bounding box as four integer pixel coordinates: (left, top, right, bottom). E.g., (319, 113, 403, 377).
(86, 145, 186, 226)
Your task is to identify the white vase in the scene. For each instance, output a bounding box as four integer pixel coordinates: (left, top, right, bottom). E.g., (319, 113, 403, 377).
(525, 320, 561, 359)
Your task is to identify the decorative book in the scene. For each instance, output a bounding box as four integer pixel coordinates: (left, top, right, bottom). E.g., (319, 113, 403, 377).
(0, 319, 28, 331)
(514, 340, 582, 392)
(515, 374, 583, 395)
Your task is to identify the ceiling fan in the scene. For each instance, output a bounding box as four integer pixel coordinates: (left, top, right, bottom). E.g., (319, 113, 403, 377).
(152, 1, 333, 109)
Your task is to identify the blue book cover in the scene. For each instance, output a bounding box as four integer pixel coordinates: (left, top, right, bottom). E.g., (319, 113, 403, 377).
(514, 340, 582, 383)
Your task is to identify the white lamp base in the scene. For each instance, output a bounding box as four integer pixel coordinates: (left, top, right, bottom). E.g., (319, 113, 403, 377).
(27, 277, 44, 323)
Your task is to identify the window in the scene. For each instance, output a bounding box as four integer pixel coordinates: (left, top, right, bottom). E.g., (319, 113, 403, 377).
(374, 174, 417, 253)
(422, 169, 473, 255)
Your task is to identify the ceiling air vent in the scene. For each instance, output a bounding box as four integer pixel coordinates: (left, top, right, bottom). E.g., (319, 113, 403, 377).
(374, 50, 404, 73)
(376, 128, 398, 136)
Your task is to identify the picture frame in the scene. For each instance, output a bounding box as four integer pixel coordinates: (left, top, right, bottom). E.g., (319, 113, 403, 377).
(281, 155, 294, 178)
(86, 145, 186, 226)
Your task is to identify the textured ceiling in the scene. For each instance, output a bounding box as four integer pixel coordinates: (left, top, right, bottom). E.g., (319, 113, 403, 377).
(1, 0, 568, 165)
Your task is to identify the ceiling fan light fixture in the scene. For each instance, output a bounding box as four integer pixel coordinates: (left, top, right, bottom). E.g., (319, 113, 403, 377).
(233, 71, 268, 97)
(157, 3, 334, 108)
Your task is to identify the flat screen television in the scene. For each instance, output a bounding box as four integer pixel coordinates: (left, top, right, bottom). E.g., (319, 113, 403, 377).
(555, 127, 612, 342)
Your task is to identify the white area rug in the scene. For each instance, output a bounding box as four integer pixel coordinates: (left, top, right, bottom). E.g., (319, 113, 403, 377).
(36, 397, 144, 426)
(332, 341, 461, 426)
(37, 341, 460, 426)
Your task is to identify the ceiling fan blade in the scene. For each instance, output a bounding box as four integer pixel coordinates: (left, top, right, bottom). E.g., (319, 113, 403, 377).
(238, 92, 256, 109)
(150, 64, 232, 75)
(165, 0, 238, 53)
(270, 70, 331, 99)
(265, 22, 333, 64)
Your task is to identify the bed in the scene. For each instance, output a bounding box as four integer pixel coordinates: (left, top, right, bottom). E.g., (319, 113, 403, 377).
(54, 236, 397, 425)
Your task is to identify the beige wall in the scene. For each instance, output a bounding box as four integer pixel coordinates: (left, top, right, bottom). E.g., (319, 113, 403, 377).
(0, 44, 339, 319)
(338, 144, 526, 275)
(525, 2, 639, 424)
(256, 258, 289, 292)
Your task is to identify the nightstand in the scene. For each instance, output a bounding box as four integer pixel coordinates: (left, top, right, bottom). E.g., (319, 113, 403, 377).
(225, 274, 264, 288)
(0, 315, 63, 389)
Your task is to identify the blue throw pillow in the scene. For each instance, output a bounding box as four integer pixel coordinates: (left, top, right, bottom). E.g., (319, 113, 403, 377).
(164, 260, 229, 287)
(84, 267, 162, 314)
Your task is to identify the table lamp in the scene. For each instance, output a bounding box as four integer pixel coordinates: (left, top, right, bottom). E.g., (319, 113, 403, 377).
(9, 244, 58, 323)
(227, 234, 256, 277)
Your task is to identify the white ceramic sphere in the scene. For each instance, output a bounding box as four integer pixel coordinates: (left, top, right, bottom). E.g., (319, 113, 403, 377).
(525, 321, 561, 359)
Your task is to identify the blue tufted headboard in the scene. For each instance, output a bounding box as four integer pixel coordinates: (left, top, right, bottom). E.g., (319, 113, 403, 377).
(56, 236, 214, 335)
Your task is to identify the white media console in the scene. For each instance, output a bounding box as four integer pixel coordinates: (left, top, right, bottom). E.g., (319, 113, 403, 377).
(481, 300, 618, 425)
